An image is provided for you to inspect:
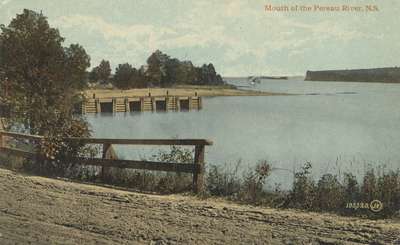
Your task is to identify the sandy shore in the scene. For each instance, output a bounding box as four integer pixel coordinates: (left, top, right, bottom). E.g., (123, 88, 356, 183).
(84, 86, 288, 99)
(0, 168, 398, 244)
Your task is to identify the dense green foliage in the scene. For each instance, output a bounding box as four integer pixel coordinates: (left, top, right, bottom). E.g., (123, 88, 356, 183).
(113, 63, 146, 89)
(0, 9, 91, 163)
(89, 59, 111, 84)
(90, 50, 225, 89)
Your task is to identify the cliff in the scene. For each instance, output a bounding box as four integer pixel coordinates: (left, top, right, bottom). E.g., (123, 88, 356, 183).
(305, 67, 400, 83)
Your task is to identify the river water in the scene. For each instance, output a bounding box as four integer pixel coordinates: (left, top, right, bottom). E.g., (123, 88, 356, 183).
(86, 78, 400, 188)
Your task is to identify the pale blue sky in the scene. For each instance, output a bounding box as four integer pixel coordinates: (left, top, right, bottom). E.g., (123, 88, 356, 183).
(1, 0, 399, 76)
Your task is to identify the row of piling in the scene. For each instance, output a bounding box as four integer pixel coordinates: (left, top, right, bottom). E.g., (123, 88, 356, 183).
(81, 96, 202, 114)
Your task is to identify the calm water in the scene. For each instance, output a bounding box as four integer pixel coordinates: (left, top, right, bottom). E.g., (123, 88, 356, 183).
(87, 78, 400, 188)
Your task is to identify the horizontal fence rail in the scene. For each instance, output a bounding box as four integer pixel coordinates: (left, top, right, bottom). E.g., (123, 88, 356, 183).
(65, 137, 213, 146)
(0, 130, 212, 193)
(0, 131, 43, 141)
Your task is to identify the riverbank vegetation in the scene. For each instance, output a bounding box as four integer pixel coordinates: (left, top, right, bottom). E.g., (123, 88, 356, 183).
(1, 147, 398, 219)
(205, 161, 399, 219)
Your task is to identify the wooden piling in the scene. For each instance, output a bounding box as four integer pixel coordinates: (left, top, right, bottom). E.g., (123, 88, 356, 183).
(125, 97, 129, 112)
(198, 97, 202, 110)
(140, 97, 144, 111)
(188, 97, 193, 110)
(176, 98, 181, 111)
(81, 95, 202, 114)
(152, 97, 156, 112)
(112, 98, 116, 113)
(95, 99, 101, 113)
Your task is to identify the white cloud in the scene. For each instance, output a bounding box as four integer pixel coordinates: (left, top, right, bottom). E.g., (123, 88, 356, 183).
(50, 0, 386, 75)
(0, 0, 12, 6)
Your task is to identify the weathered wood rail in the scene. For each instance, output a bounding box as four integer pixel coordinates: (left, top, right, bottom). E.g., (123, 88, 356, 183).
(0, 131, 212, 193)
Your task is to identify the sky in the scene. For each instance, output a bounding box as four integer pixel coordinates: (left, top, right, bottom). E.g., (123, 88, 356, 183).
(0, 0, 399, 76)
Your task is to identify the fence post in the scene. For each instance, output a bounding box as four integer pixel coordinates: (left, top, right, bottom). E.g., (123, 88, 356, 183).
(193, 144, 205, 193)
(101, 143, 112, 180)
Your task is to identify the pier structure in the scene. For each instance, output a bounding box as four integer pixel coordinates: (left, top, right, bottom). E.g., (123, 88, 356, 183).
(81, 96, 202, 114)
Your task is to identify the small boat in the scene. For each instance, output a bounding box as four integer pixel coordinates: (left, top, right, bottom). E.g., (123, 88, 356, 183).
(248, 77, 261, 85)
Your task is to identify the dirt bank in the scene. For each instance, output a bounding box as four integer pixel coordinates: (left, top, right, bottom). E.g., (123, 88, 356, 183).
(0, 168, 398, 244)
(84, 86, 288, 99)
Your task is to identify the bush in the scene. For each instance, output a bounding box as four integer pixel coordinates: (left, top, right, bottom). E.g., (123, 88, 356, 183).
(205, 160, 279, 205)
(206, 161, 242, 197)
(283, 163, 400, 218)
(240, 161, 271, 203)
(287, 162, 316, 210)
(315, 174, 343, 211)
(366, 170, 400, 217)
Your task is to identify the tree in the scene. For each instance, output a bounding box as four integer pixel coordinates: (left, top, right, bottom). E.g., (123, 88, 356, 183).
(130, 69, 147, 88)
(113, 63, 135, 89)
(89, 59, 111, 84)
(164, 58, 180, 86)
(146, 50, 224, 87)
(146, 50, 169, 87)
(198, 63, 224, 85)
(174, 61, 198, 85)
(0, 9, 90, 139)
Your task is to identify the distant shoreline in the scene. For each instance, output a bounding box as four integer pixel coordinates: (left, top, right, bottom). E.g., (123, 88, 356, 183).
(84, 85, 289, 99)
(305, 67, 400, 83)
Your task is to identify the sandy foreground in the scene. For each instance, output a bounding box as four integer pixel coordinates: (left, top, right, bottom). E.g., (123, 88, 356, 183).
(0, 169, 399, 245)
(83, 86, 288, 99)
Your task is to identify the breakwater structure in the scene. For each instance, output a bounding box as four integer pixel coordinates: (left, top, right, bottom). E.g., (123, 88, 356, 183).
(80, 96, 202, 114)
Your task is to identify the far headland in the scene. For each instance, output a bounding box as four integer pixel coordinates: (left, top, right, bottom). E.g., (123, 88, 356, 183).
(305, 67, 400, 83)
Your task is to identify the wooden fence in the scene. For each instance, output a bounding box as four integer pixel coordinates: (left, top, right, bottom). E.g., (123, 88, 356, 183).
(0, 131, 212, 193)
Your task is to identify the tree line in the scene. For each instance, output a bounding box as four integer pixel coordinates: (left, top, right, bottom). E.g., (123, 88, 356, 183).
(89, 50, 225, 89)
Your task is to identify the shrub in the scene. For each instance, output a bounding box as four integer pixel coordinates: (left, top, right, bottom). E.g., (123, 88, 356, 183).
(287, 162, 316, 210)
(369, 170, 400, 217)
(315, 174, 343, 211)
(206, 161, 242, 197)
(240, 160, 271, 203)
